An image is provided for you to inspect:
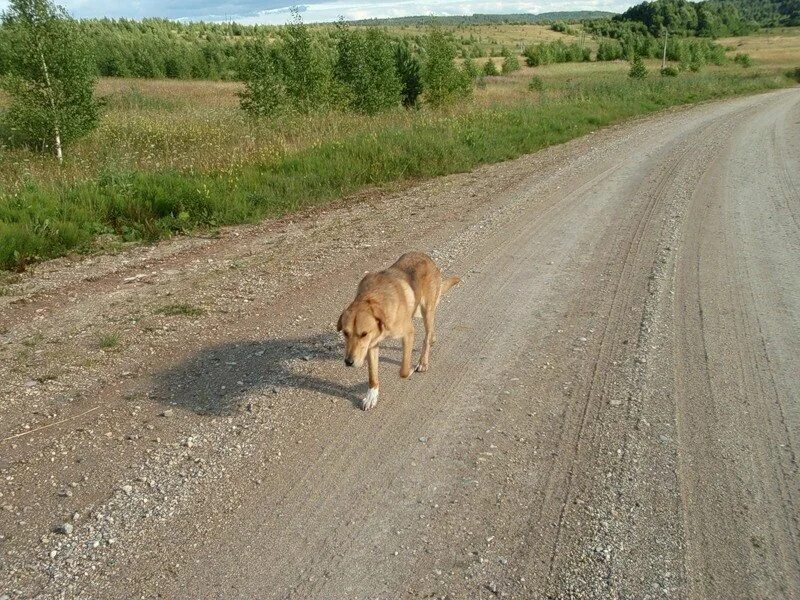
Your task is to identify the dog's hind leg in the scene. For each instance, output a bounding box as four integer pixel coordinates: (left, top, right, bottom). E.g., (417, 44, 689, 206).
(400, 324, 415, 379)
(416, 303, 435, 373)
(362, 346, 380, 411)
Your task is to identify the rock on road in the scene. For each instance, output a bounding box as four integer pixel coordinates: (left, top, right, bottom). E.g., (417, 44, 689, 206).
(1, 88, 799, 599)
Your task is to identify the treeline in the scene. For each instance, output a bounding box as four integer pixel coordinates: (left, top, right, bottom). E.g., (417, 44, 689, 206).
(345, 11, 616, 26)
(239, 17, 472, 116)
(0, 17, 279, 80)
(522, 35, 725, 66)
(607, 0, 799, 38)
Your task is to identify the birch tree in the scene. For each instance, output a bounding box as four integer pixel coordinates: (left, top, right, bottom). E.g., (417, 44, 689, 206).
(0, 0, 98, 161)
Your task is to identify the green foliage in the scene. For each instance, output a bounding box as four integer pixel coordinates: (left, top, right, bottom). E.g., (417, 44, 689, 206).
(734, 52, 753, 67)
(394, 41, 423, 107)
(629, 54, 649, 78)
(611, 0, 799, 34)
(787, 66, 800, 82)
(597, 39, 625, 61)
(550, 21, 577, 34)
(482, 59, 500, 76)
(660, 65, 679, 76)
(586, 19, 728, 64)
(461, 56, 480, 80)
(502, 52, 521, 74)
(239, 10, 335, 115)
(528, 75, 545, 91)
(422, 28, 471, 106)
(523, 40, 591, 66)
(0, 0, 99, 155)
(334, 25, 402, 113)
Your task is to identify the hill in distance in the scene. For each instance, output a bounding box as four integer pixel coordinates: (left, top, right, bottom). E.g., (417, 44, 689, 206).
(346, 11, 617, 26)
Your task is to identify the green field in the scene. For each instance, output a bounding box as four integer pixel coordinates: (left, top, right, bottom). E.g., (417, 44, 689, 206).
(0, 23, 798, 272)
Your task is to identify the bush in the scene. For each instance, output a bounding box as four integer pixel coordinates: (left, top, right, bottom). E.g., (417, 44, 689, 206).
(787, 67, 800, 82)
(734, 53, 753, 68)
(394, 42, 423, 107)
(423, 28, 472, 106)
(461, 56, 479, 80)
(482, 59, 499, 76)
(528, 76, 545, 92)
(629, 55, 648, 78)
(502, 53, 521, 74)
(523, 40, 590, 67)
(239, 10, 335, 116)
(660, 65, 679, 77)
(335, 26, 402, 114)
(597, 40, 624, 61)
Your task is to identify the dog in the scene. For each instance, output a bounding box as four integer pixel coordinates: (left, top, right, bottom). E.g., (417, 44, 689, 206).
(337, 252, 460, 411)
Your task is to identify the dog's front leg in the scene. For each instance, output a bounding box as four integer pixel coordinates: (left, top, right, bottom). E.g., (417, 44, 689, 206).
(400, 325, 414, 379)
(362, 346, 380, 411)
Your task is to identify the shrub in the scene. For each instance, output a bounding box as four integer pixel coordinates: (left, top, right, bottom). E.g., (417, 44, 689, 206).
(629, 55, 648, 78)
(528, 76, 545, 92)
(787, 67, 800, 82)
(482, 59, 499, 76)
(239, 10, 335, 116)
(395, 41, 423, 106)
(596, 40, 624, 61)
(461, 56, 479, 80)
(660, 65, 679, 77)
(734, 53, 752, 68)
(335, 26, 402, 114)
(502, 53, 521, 74)
(422, 28, 472, 106)
(523, 40, 590, 67)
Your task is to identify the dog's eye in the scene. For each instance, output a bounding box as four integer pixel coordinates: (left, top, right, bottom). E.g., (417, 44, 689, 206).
(360, 332, 367, 338)
(342, 331, 349, 337)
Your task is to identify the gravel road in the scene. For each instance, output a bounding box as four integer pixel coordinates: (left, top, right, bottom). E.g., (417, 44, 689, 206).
(1, 88, 798, 599)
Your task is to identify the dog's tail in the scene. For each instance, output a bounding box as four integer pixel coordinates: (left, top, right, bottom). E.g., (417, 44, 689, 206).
(440, 276, 460, 295)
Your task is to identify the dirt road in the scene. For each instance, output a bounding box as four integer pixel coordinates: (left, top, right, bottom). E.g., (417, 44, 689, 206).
(1, 88, 799, 599)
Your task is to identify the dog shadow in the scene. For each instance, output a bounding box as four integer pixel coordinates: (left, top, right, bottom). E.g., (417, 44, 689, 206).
(150, 331, 402, 415)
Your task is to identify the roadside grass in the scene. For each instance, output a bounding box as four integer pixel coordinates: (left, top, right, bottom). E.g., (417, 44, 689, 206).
(156, 303, 206, 317)
(0, 60, 795, 271)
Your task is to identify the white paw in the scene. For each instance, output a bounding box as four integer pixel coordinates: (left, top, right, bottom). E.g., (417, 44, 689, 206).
(361, 387, 379, 411)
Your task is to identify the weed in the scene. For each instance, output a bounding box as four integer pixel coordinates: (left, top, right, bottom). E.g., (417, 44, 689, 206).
(98, 332, 120, 349)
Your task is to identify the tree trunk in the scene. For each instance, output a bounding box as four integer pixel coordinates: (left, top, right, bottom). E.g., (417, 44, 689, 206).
(37, 40, 63, 164)
(661, 29, 668, 70)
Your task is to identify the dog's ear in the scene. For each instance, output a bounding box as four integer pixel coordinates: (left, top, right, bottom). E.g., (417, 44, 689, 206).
(336, 311, 344, 332)
(370, 301, 387, 332)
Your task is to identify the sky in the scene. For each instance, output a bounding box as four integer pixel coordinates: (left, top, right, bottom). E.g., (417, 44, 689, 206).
(0, 0, 629, 25)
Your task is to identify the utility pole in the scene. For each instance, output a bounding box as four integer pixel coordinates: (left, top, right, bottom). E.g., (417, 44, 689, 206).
(661, 28, 668, 69)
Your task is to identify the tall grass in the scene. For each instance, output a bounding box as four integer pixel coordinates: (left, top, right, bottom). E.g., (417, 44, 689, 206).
(0, 68, 791, 271)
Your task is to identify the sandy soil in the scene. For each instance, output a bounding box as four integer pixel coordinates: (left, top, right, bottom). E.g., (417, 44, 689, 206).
(1, 87, 798, 599)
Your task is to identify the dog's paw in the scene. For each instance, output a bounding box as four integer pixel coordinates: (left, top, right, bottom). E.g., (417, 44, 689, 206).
(415, 362, 429, 373)
(400, 367, 413, 379)
(361, 387, 379, 411)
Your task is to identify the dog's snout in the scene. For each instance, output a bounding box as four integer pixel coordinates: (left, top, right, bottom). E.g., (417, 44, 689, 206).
(345, 357, 355, 367)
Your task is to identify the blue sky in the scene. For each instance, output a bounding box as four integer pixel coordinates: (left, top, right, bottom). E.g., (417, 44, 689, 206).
(0, 0, 629, 24)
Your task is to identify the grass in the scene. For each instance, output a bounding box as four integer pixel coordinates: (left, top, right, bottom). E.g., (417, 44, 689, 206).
(98, 332, 120, 349)
(0, 36, 797, 271)
(157, 303, 206, 317)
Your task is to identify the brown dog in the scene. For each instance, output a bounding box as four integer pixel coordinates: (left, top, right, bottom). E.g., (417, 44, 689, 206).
(337, 252, 460, 410)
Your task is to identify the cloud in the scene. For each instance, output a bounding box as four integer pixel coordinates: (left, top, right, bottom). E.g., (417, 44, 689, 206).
(0, 0, 629, 24)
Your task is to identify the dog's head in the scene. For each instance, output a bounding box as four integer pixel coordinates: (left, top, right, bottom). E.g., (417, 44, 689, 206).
(337, 299, 385, 368)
